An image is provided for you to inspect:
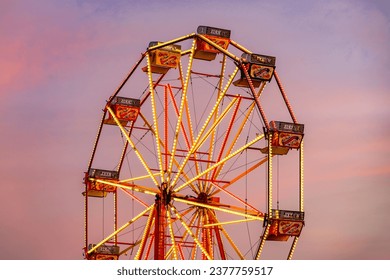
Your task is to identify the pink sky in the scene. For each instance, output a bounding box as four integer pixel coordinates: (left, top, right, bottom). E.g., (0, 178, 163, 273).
(0, 0, 389, 259)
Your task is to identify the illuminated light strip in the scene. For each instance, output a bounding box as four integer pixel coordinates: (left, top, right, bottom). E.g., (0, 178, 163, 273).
(88, 53, 146, 171)
(166, 208, 178, 260)
(229, 39, 252, 54)
(199, 210, 206, 260)
(256, 81, 268, 99)
(114, 191, 117, 244)
(119, 173, 160, 183)
(300, 140, 304, 212)
(88, 204, 154, 255)
(87, 111, 107, 170)
(107, 107, 159, 187)
(146, 54, 164, 182)
(134, 206, 155, 260)
(208, 210, 244, 260)
(167, 85, 191, 150)
(209, 210, 226, 260)
(92, 179, 158, 196)
(287, 237, 299, 260)
(192, 96, 239, 152)
(144, 229, 155, 260)
(274, 71, 298, 124)
(173, 197, 264, 221)
(268, 134, 273, 215)
(89, 53, 144, 170)
(205, 55, 228, 184)
(164, 85, 169, 174)
(208, 96, 241, 187)
(191, 212, 202, 260)
(147, 33, 196, 52)
(165, 247, 174, 260)
(255, 224, 271, 260)
(84, 189, 87, 251)
(203, 217, 257, 227)
(138, 111, 198, 193)
(240, 62, 270, 130)
(168, 39, 196, 180)
(170, 205, 212, 260)
(204, 210, 213, 259)
(211, 94, 259, 181)
(171, 66, 240, 188)
(167, 84, 201, 185)
(174, 208, 198, 259)
(174, 133, 264, 193)
(184, 90, 202, 186)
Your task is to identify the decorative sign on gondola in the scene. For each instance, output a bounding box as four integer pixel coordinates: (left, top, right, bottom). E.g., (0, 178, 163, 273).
(87, 244, 120, 260)
(241, 53, 276, 82)
(234, 52, 276, 87)
(269, 121, 304, 149)
(266, 209, 305, 241)
(194, 25, 231, 61)
(84, 168, 119, 197)
(88, 168, 119, 180)
(104, 96, 141, 126)
(145, 41, 182, 74)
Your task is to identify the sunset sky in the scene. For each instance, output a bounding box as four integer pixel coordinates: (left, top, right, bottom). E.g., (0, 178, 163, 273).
(0, 0, 389, 260)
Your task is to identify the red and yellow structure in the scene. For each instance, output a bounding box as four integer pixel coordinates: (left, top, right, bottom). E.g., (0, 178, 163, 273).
(83, 25, 305, 260)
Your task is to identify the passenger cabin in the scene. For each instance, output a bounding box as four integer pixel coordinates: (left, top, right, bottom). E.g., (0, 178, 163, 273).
(143, 41, 181, 74)
(266, 209, 305, 241)
(261, 121, 304, 155)
(83, 168, 119, 198)
(104, 96, 141, 126)
(194, 25, 231, 61)
(87, 244, 120, 260)
(233, 53, 276, 88)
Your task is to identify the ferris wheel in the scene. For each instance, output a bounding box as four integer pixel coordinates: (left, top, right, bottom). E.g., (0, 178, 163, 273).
(83, 26, 305, 260)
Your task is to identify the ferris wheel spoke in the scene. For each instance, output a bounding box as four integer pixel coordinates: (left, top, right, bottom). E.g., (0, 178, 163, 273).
(170, 204, 212, 260)
(174, 133, 264, 193)
(90, 178, 158, 196)
(206, 95, 242, 186)
(106, 106, 159, 187)
(172, 208, 198, 259)
(88, 204, 154, 256)
(134, 205, 155, 260)
(170, 66, 240, 188)
(146, 54, 164, 182)
(137, 111, 199, 193)
(85, 26, 305, 260)
(119, 173, 161, 183)
(192, 96, 239, 153)
(204, 217, 257, 227)
(166, 207, 179, 260)
(166, 84, 202, 182)
(198, 54, 225, 184)
(208, 210, 245, 260)
(211, 82, 267, 183)
(172, 197, 263, 221)
(205, 209, 226, 259)
(167, 39, 196, 179)
(180, 95, 239, 192)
